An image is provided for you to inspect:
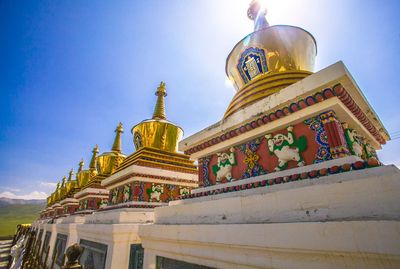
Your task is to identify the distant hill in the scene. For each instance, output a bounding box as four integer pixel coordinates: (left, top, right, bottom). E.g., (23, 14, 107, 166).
(0, 198, 46, 237)
(0, 197, 46, 206)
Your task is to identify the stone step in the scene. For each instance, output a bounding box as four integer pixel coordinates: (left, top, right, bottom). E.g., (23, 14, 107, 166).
(0, 240, 12, 269)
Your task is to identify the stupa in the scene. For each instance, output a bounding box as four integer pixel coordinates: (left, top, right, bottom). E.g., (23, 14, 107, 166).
(137, 1, 399, 268)
(74, 123, 126, 213)
(33, 82, 198, 269)
(100, 82, 198, 211)
(29, 1, 400, 269)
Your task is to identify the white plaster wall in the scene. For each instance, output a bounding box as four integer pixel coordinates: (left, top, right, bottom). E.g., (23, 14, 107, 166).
(155, 166, 400, 224)
(140, 221, 400, 269)
(76, 222, 148, 269)
(85, 208, 154, 224)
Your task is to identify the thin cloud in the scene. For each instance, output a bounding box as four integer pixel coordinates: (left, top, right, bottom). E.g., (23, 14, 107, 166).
(0, 191, 48, 200)
(39, 182, 57, 188)
(0, 187, 21, 192)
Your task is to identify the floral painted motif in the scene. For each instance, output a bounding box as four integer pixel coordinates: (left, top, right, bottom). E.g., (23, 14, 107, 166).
(237, 138, 267, 178)
(304, 115, 332, 163)
(138, 182, 145, 201)
(167, 185, 177, 202)
(200, 157, 211, 187)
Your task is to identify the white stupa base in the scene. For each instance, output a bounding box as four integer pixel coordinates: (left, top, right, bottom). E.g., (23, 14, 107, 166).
(140, 165, 400, 269)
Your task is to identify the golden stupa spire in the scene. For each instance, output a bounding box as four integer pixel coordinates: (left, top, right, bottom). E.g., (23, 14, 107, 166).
(112, 122, 123, 153)
(56, 181, 60, 190)
(61, 176, 66, 187)
(89, 145, 99, 172)
(247, 0, 269, 31)
(78, 159, 84, 173)
(67, 169, 74, 181)
(152, 82, 167, 120)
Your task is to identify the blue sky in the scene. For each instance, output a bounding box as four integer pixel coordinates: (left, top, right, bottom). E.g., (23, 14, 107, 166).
(0, 0, 399, 199)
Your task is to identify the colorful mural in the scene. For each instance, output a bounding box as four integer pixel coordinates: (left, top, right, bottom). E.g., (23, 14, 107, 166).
(198, 110, 377, 186)
(108, 181, 193, 205)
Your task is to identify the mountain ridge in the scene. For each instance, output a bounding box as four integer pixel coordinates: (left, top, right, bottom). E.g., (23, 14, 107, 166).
(0, 197, 46, 206)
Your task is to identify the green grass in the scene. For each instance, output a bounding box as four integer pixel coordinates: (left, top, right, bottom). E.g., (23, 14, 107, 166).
(0, 204, 44, 236)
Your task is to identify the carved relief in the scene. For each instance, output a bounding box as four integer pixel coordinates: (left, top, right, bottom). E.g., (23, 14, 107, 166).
(212, 147, 237, 183)
(146, 184, 164, 202)
(265, 126, 307, 171)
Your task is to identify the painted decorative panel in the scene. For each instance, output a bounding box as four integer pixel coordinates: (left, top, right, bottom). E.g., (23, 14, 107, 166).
(78, 197, 107, 211)
(42, 231, 51, 263)
(198, 110, 358, 186)
(37, 229, 44, 247)
(54, 233, 68, 268)
(128, 244, 144, 269)
(237, 47, 268, 84)
(79, 239, 108, 269)
(109, 182, 192, 205)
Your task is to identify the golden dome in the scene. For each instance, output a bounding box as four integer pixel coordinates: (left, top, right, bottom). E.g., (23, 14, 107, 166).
(224, 0, 317, 118)
(76, 146, 99, 188)
(96, 123, 126, 175)
(131, 82, 183, 153)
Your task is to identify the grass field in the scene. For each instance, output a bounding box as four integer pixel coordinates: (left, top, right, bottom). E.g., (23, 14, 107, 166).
(0, 204, 45, 236)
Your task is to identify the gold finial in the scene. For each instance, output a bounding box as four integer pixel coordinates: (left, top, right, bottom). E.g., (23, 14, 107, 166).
(112, 122, 123, 153)
(152, 82, 167, 120)
(68, 169, 74, 181)
(89, 145, 99, 172)
(78, 159, 84, 173)
(247, 0, 269, 31)
(61, 176, 66, 187)
(56, 182, 60, 190)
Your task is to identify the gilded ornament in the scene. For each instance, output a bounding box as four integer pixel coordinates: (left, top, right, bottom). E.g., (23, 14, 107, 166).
(131, 82, 183, 153)
(96, 123, 126, 176)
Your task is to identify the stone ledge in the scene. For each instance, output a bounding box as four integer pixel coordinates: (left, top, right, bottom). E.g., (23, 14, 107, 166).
(155, 165, 400, 224)
(139, 221, 400, 269)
